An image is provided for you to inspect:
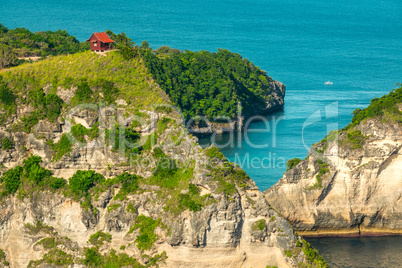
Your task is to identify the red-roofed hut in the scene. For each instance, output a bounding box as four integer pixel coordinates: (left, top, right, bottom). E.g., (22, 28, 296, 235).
(86, 32, 115, 52)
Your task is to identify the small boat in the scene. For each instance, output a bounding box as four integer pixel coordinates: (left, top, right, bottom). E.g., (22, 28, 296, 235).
(325, 81, 333, 85)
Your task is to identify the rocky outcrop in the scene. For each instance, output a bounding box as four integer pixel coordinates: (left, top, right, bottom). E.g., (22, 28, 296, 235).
(188, 81, 286, 136)
(0, 103, 312, 268)
(264, 119, 402, 236)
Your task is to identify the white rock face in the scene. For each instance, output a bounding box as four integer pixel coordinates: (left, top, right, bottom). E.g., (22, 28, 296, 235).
(265, 119, 402, 236)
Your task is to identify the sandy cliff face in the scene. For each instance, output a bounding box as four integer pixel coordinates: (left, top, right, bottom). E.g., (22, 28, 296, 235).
(0, 100, 307, 268)
(264, 119, 402, 236)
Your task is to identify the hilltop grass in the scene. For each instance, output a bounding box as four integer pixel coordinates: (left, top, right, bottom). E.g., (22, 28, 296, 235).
(0, 50, 167, 110)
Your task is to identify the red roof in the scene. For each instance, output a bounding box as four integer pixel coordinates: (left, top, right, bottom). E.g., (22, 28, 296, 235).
(86, 32, 115, 43)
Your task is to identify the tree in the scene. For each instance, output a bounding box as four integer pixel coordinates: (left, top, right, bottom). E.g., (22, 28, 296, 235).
(0, 46, 18, 69)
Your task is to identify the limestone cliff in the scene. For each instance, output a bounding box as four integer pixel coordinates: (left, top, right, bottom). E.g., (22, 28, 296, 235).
(0, 51, 320, 267)
(265, 89, 402, 236)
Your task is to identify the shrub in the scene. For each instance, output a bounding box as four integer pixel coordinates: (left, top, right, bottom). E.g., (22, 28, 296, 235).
(49, 177, 67, 189)
(71, 122, 99, 142)
(130, 215, 161, 250)
(157, 117, 172, 133)
(107, 203, 121, 212)
(28, 249, 74, 267)
(88, 231, 112, 247)
(44, 94, 64, 122)
(1, 137, 13, 150)
(83, 247, 102, 267)
(35, 237, 58, 250)
(252, 219, 266, 231)
(50, 134, 72, 162)
(23, 155, 51, 184)
(25, 88, 64, 123)
(101, 80, 119, 104)
(302, 240, 328, 267)
(114, 172, 140, 200)
(1, 165, 22, 194)
(0, 77, 15, 107)
(68, 170, 104, 199)
(24, 221, 56, 236)
(204, 146, 225, 160)
(71, 80, 92, 105)
(286, 158, 302, 171)
(343, 130, 366, 149)
(106, 125, 141, 156)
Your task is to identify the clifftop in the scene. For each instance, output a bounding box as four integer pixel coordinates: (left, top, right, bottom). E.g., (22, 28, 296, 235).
(265, 86, 402, 236)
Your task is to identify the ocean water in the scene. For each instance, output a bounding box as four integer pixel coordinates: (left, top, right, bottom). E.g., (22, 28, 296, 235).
(306, 236, 402, 268)
(1, 0, 401, 266)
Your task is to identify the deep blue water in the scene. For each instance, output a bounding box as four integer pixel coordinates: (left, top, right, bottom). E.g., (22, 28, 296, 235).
(1, 1, 402, 266)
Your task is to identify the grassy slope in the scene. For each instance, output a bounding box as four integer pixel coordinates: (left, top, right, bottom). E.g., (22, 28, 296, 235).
(0, 50, 167, 110)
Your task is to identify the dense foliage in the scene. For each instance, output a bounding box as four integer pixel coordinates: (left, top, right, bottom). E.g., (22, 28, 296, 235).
(0, 155, 67, 197)
(68, 170, 104, 199)
(0, 23, 89, 68)
(286, 158, 302, 171)
(130, 215, 161, 251)
(348, 85, 402, 128)
(141, 47, 274, 120)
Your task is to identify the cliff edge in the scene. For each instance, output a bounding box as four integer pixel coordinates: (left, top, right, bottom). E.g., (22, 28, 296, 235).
(265, 87, 402, 236)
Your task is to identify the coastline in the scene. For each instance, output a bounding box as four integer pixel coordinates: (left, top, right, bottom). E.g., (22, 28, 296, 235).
(297, 228, 402, 238)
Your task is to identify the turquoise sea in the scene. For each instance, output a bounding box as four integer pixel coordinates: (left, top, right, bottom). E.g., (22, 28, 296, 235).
(1, 0, 401, 266)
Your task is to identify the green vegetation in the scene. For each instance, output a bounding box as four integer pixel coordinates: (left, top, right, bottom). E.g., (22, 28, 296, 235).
(0, 248, 8, 266)
(28, 249, 74, 268)
(35, 237, 60, 250)
(0, 76, 15, 106)
(106, 125, 141, 156)
(340, 130, 367, 150)
(178, 183, 204, 212)
(68, 170, 104, 200)
(157, 117, 173, 134)
(252, 219, 266, 231)
(24, 221, 56, 236)
(208, 162, 250, 196)
(307, 159, 329, 190)
(1, 137, 13, 150)
(25, 87, 64, 123)
(0, 75, 16, 121)
(0, 23, 89, 69)
(107, 203, 122, 212)
(71, 122, 99, 142)
(141, 47, 275, 120)
(70, 79, 93, 106)
(129, 215, 161, 251)
(126, 203, 137, 213)
(286, 158, 302, 171)
(114, 172, 140, 201)
(82, 247, 166, 268)
(88, 231, 112, 247)
(0, 155, 67, 197)
(301, 239, 328, 268)
(204, 146, 225, 160)
(284, 249, 292, 257)
(48, 134, 72, 161)
(348, 85, 402, 128)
